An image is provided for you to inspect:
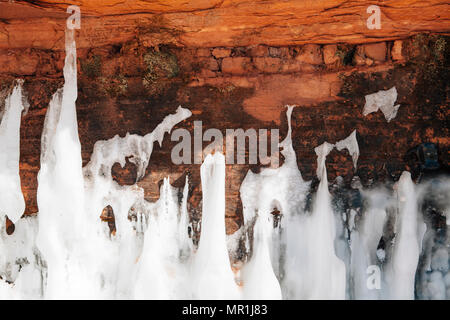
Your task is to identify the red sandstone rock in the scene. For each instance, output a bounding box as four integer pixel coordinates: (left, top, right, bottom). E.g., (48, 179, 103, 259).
(212, 48, 231, 59)
(323, 45, 339, 65)
(392, 40, 404, 60)
(196, 48, 211, 57)
(254, 57, 282, 73)
(1, 1, 449, 50)
(221, 57, 253, 75)
(249, 45, 268, 57)
(363, 42, 387, 61)
(295, 44, 323, 65)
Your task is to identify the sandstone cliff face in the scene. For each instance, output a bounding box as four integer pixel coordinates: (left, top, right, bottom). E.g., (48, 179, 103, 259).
(1, 0, 449, 50)
(0, 1, 448, 234)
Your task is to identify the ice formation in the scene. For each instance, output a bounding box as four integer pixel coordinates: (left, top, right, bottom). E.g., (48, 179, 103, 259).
(385, 172, 427, 299)
(191, 153, 240, 299)
(0, 27, 448, 300)
(350, 189, 388, 299)
(363, 86, 400, 122)
(0, 82, 26, 224)
(335, 130, 359, 169)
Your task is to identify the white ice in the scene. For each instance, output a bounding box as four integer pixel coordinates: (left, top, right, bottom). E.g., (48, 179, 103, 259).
(363, 86, 400, 122)
(0, 82, 26, 223)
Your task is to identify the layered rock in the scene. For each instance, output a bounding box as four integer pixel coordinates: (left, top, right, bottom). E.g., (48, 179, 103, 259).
(0, 1, 449, 50)
(0, 1, 448, 235)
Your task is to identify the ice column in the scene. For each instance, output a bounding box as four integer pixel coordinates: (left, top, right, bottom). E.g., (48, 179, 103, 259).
(191, 152, 240, 299)
(36, 28, 87, 299)
(0, 82, 26, 223)
(386, 171, 426, 299)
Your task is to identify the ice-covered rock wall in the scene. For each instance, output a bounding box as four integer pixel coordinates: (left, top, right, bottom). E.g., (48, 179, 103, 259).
(0, 28, 448, 300)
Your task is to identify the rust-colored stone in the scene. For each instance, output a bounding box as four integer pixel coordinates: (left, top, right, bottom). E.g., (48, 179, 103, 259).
(363, 42, 387, 61)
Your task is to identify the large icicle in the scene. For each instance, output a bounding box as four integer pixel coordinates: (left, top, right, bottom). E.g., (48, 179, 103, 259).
(386, 171, 426, 299)
(350, 189, 388, 299)
(240, 106, 309, 298)
(191, 152, 240, 299)
(0, 82, 26, 223)
(241, 215, 282, 299)
(36, 28, 87, 299)
(287, 142, 346, 299)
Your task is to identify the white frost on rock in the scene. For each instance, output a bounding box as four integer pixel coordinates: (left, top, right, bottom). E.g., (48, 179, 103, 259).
(363, 86, 400, 122)
(335, 130, 359, 169)
(0, 82, 26, 223)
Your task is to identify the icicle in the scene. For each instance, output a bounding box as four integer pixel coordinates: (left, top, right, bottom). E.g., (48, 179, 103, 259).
(0, 82, 26, 223)
(350, 188, 389, 299)
(241, 214, 282, 299)
(240, 105, 309, 286)
(386, 171, 426, 299)
(191, 152, 240, 299)
(133, 178, 192, 299)
(36, 28, 87, 299)
(288, 141, 346, 299)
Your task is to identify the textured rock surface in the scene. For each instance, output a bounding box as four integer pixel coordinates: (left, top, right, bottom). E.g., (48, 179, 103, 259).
(0, 1, 448, 234)
(0, 1, 449, 49)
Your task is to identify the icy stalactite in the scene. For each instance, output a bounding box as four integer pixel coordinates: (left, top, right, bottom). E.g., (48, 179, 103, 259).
(287, 142, 346, 299)
(36, 28, 87, 299)
(191, 152, 240, 299)
(315, 141, 335, 180)
(241, 215, 282, 299)
(0, 82, 26, 224)
(350, 189, 389, 299)
(133, 177, 192, 299)
(386, 171, 427, 299)
(240, 106, 310, 295)
(335, 130, 359, 169)
(35, 28, 194, 299)
(363, 86, 400, 122)
(241, 106, 346, 299)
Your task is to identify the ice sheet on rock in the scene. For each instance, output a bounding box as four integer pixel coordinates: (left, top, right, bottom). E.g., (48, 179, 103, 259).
(335, 130, 359, 169)
(0, 82, 26, 223)
(84, 106, 191, 182)
(363, 86, 400, 122)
